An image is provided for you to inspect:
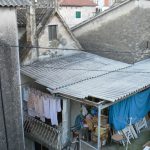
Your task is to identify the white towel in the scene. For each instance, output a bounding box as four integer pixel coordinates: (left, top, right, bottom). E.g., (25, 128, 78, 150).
(56, 98, 61, 112)
(43, 97, 50, 119)
(50, 96, 58, 125)
(38, 96, 45, 122)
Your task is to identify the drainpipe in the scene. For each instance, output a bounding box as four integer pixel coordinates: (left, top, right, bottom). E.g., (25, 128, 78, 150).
(26, 0, 38, 62)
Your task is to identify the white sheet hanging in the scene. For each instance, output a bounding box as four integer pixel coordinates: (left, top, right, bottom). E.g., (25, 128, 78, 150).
(56, 98, 61, 112)
(43, 96, 51, 119)
(50, 96, 58, 125)
(22, 86, 30, 101)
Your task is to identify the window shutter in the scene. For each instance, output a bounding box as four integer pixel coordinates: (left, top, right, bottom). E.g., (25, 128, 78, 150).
(76, 11, 81, 18)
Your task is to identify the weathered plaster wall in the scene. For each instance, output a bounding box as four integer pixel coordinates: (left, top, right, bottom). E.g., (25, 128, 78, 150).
(70, 100, 81, 127)
(73, 0, 136, 36)
(25, 137, 35, 150)
(0, 8, 24, 150)
(73, 0, 150, 63)
(18, 27, 26, 39)
(38, 14, 80, 56)
(59, 6, 96, 28)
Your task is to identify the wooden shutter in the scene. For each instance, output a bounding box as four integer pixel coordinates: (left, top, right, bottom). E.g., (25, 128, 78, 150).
(76, 11, 81, 18)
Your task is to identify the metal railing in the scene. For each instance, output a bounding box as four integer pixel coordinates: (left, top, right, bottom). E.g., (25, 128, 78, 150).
(24, 115, 62, 149)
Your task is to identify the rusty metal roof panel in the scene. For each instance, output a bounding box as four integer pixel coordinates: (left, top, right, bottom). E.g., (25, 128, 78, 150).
(0, 0, 30, 7)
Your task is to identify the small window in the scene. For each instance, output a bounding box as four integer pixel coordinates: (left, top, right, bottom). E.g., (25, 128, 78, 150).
(76, 11, 81, 18)
(48, 25, 57, 41)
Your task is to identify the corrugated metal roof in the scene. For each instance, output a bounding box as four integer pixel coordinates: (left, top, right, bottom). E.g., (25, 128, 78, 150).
(0, 0, 30, 6)
(21, 51, 129, 90)
(21, 52, 150, 102)
(55, 59, 150, 102)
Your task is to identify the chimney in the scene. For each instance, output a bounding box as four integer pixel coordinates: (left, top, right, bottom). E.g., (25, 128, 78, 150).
(26, 0, 38, 61)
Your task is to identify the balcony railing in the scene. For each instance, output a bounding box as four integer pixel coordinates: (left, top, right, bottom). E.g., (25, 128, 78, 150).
(24, 115, 62, 150)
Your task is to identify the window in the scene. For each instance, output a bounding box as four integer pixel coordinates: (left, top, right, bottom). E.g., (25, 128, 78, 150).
(48, 25, 57, 41)
(76, 11, 81, 18)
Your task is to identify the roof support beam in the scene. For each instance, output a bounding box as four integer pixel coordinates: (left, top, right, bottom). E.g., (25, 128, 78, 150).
(55, 93, 99, 107)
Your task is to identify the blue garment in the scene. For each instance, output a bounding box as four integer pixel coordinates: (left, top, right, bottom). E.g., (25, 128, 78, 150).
(109, 88, 150, 131)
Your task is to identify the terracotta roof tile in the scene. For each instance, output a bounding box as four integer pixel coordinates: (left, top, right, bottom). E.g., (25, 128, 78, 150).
(59, 0, 97, 7)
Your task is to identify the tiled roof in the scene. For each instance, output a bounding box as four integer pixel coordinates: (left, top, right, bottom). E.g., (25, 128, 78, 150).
(17, 8, 54, 27)
(0, 0, 30, 7)
(59, 0, 97, 7)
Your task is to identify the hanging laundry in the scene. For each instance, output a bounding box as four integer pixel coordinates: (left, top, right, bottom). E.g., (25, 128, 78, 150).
(82, 105, 88, 116)
(38, 95, 45, 122)
(56, 97, 61, 113)
(25, 87, 61, 126)
(34, 94, 40, 117)
(27, 90, 36, 117)
(43, 95, 51, 119)
(22, 85, 30, 101)
(50, 96, 58, 126)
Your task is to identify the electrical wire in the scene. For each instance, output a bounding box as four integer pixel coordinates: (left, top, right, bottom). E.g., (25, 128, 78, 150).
(21, 62, 150, 74)
(0, 44, 150, 54)
(1, 44, 150, 89)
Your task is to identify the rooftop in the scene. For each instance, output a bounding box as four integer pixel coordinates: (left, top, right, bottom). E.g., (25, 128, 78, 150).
(17, 8, 54, 27)
(0, 0, 30, 7)
(72, 0, 150, 63)
(21, 51, 150, 104)
(59, 0, 97, 7)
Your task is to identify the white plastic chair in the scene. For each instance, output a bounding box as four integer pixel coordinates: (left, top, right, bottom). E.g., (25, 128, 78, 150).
(121, 126, 135, 144)
(135, 117, 148, 134)
(129, 125, 138, 139)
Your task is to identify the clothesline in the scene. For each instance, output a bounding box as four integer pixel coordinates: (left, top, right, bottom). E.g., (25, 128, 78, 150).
(22, 86, 62, 125)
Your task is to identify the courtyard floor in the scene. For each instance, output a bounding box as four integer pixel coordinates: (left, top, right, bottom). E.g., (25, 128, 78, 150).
(102, 123, 150, 150)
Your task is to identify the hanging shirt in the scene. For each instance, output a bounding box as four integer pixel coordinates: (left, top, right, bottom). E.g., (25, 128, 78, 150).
(22, 86, 30, 101)
(56, 98, 61, 112)
(38, 95, 45, 122)
(27, 92, 36, 117)
(43, 96, 51, 119)
(82, 105, 88, 116)
(50, 96, 58, 126)
(34, 95, 39, 117)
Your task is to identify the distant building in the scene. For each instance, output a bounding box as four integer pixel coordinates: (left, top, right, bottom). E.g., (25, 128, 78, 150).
(72, 0, 150, 64)
(17, 8, 82, 64)
(58, 0, 97, 27)
(97, 0, 126, 11)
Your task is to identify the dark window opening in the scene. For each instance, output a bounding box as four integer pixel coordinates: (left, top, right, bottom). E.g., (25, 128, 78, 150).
(48, 25, 57, 41)
(35, 142, 48, 150)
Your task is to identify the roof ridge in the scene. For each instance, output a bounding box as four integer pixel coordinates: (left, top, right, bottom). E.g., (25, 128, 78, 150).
(59, 0, 97, 7)
(71, 0, 131, 31)
(50, 63, 132, 92)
